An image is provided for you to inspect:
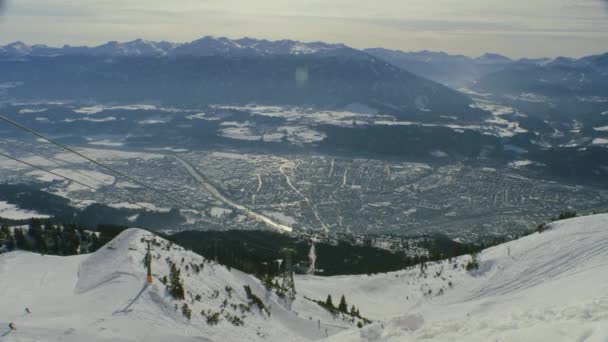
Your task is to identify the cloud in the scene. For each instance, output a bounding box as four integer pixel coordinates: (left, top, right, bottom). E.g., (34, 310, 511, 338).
(0, 0, 607, 58)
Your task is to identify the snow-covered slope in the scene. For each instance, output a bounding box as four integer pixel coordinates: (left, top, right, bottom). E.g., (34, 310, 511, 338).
(0, 229, 351, 341)
(1, 214, 607, 341)
(299, 214, 608, 341)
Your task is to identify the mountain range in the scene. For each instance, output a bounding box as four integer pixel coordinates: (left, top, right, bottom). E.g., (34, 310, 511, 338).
(0, 37, 356, 58)
(2, 37, 606, 92)
(0, 37, 484, 121)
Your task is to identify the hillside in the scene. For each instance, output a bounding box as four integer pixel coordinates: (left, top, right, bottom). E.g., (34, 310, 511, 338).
(0, 54, 480, 121)
(1, 214, 608, 341)
(306, 213, 608, 341)
(0, 228, 349, 341)
(364, 49, 514, 87)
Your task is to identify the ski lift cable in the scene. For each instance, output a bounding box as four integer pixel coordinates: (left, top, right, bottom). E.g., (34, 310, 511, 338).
(0, 137, 112, 186)
(0, 114, 192, 209)
(0, 150, 151, 211)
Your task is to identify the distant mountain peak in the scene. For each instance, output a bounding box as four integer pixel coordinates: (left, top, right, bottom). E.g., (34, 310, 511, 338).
(0, 36, 357, 58)
(476, 53, 512, 62)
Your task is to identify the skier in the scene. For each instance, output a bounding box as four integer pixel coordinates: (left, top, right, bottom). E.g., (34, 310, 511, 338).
(8, 322, 16, 331)
(25, 307, 31, 314)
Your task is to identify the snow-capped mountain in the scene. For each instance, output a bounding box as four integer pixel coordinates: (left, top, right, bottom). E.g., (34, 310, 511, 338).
(171, 36, 355, 57)
(1, 214, 607, 341)
(0, 36, 355, 58)
(364, 48, 513, 87)
(473, 51, 608, 101)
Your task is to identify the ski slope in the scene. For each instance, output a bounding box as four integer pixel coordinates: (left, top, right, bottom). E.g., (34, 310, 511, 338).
(302, 214, 608, 341)
(1, 214, 607, 341)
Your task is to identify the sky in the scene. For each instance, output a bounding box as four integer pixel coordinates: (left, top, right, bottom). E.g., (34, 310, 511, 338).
(0, 0, 607, 58)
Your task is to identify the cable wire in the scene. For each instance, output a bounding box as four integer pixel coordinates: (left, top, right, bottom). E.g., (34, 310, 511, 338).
(0, 137, 111, 186)
(0, 114, 190, 209)
(0, 150, 153, 211)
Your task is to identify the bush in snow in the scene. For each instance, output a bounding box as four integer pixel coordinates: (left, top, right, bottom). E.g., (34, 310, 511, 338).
(244, 285, 270, 316)
(465, 253, 479, 271)
(182, 303, 192, 320)
(202, 310, 221, 325)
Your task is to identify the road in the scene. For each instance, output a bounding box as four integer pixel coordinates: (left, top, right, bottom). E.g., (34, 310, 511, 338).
(280, 162, 329, 233)
(175, 156, 293, 233)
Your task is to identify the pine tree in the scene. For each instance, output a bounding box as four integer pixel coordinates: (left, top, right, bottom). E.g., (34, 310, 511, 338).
(338, 295, 348, 313)
(325, 294, 333, 308)
(28, 219, 47, 253)
(14, 228, 29, 250)
(89, 233, 101, 252)
(52, 226, 62, 255)
(262, 272, 273, 290)
(62, 225, 80, 255)
(5, 227, 15, 251)
(169, 263, 185, 300)
(0, 224, 7, 249)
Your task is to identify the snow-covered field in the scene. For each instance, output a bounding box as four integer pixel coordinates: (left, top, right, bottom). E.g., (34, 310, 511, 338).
(1, 214, 607, 341)
(0, 201, 50, 220)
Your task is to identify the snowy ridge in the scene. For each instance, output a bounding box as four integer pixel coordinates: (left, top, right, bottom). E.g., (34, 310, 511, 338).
(1, 214, 608, 341)
(0, 37, 354, 58)
(0, 228, 350, 341)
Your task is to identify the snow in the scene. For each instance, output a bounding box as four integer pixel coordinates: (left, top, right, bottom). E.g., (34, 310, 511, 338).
(138, 118, 171, 125)
(0, 201, 50, 220)
(591, 138, 608, 145)
(87, 139, 125, 147)
(73, 104, 180, 115)
(65, 116, 117, 123)
(593, 126, 608, 131)
(262, 211, 297, 226)
(2, 215, 608, 341)
(26, 169, 115, 188)
(315, 214, 608, 341)
(18, 108, 48, 114)
(185, 112, 208, 120)
(108, 202, 171, 212)
(430, 150, 448, 158)
(53, 148, 164, 162)
(509, 160, 533, 168)
(0, 228, 343, 341)
(209, 206, 233, 218)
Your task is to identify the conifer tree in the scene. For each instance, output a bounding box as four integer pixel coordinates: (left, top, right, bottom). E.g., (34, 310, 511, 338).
(90, 233, 101, 252)
(4, 227, 15, 251)
(62, 225, 80, 255)
(325, 294, 333, 308)
(169, 263, 185, 300)
(338, 295, 348, 313)
(28, 219, 47, 253)
(14, 228, 29, 250)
